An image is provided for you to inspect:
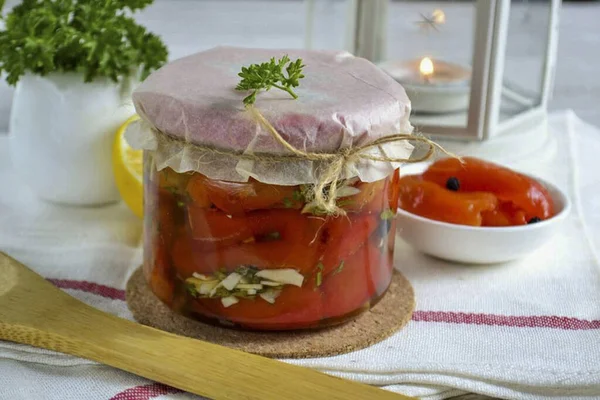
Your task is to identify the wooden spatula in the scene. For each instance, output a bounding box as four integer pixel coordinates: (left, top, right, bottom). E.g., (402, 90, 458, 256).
(0, 252, 415, 400)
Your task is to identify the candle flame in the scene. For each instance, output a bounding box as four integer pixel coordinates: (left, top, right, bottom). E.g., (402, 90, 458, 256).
(419, 57, 434, 77)
(432, 9, 445, 24)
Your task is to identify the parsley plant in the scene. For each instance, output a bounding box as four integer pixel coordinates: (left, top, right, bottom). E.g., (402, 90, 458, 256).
(0, 0, 168, 85)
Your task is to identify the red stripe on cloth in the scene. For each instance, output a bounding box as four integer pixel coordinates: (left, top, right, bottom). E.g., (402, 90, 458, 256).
(110, 383, 182, 400)
(412, 311, 600, 330)
(48, 278, 126, 301)
(47, 279, 600, 331)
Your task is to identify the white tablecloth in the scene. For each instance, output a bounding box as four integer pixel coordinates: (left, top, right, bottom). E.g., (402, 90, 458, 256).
(1, 110, 599, 400)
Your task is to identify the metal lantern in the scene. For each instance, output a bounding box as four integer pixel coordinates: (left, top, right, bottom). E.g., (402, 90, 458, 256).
(307, 0, 561, 149)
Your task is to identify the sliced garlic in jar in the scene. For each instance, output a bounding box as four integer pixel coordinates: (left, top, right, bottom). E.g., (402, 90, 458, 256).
(192, 272, 211, 280)
(186, 277, 207, 286)
(255, 269, 304, 287)
(221, 296, 239, 308)
(198, 281, 219, 295)
(335, 185, 361, 198)
(209, 282, 223, 297)
(221, 272, 242, 291)
(259, 289, 282, 304)
(260, 280, 283, 287)
(236, 283, 263, 290)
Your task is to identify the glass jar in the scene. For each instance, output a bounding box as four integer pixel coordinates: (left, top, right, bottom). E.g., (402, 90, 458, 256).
(143, 153, 400, 331)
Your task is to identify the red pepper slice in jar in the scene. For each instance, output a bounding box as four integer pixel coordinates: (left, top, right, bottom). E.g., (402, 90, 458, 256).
(422, 157, 555, 222)
(198, 177, 301, 215)
(398, 175, 499, 226)
(175, 209, 326, 277)
(185, 174, 212, 208)
(318, 213, 380, 275)
(321, 242, 380, 320)
(372, 218, 396, 297)
(388, 168, 401, 211)
(148, 237, 176, 307)
(151, 187, 184, 246)
(144, 170, 186, 306)
(337, 170, 399, 215)
(187, 207, 254, 247)
(337, 179, 386, 214)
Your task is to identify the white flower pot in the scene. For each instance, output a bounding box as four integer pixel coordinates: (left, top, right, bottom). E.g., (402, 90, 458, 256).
(9, 73, 135, 205)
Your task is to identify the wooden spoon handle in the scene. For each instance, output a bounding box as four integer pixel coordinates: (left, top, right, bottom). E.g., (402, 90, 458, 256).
(0, 253, 414, 400)
(3, 308, 412, 400)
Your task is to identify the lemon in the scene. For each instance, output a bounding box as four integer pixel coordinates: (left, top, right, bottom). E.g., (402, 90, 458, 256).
(112, 114, 143, 218)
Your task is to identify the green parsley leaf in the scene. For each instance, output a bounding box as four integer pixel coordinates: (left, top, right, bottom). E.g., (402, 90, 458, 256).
(236, 55, 305, 105)
(333, 260, 345, 275)
(186, 283, 199, 298)
(263, 231, 281, 241)
(292, 189, 304, 202)
(336, 198, 355, 208)
(380, 209, 396, 220)
(0, 0, 168, 86)
(315, 262, 324, 288)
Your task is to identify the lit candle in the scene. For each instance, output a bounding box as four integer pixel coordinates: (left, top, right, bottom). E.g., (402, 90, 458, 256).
(380, 57, 469, 87)
(378, 57, 471, 114)
(419, 57, 434, 84)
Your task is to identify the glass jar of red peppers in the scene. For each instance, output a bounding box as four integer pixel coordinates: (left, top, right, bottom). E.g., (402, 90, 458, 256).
(143, 154, 400, 330)
(129, 46, 418, 331)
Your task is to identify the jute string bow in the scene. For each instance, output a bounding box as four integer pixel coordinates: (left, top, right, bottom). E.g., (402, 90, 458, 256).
(244, 106, 458, 215)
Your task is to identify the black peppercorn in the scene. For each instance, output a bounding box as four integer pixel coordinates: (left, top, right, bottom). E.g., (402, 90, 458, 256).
(446, 177, 460, 191)
(528, 216, 542, 224)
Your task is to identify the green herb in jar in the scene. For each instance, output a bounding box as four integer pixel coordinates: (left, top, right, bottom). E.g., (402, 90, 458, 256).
(333, 260, 345, 275)
(380, 209, 396, 220)
(336, 198, 355, 208)
(282, 198, 293, 208)
(292, 189, 304, 202)
(185, 283, 199, 297)
(261, 231, 281, 241)
(315, 262, 324, 288)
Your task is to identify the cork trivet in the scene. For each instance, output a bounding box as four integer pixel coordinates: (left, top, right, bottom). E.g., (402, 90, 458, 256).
(126, 267, 415, 359)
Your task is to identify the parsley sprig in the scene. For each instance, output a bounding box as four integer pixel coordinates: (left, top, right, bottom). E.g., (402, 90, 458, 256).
(0, 0, 168, 85)
(236, 55, 305, 105)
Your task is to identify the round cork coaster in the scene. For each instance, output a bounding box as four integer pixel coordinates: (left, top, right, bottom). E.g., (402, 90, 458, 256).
(126, 267, 415, 359)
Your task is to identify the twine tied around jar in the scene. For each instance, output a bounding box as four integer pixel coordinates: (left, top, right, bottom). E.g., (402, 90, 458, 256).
(141, 105, 460, 216)
(243, 106, 459, 216)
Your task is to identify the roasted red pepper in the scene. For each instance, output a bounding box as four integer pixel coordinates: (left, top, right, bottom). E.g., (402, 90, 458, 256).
(148, 238, 175, 306)
(196, 176, 300, 215)
(174, 210, 326, 277)
(388, 168, 401, 211)
(399, 175, 498, 226)
(319, 214, 379, 275)
(321, 242, 385, 320)
(399, 157, 555, 227)
(145, 166, 399, 330)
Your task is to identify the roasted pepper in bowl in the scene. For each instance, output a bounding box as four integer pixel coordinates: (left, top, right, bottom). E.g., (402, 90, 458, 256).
(398, 157, 556, 227)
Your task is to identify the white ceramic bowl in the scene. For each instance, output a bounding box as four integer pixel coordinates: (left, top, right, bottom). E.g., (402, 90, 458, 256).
(395, 169, 571, 264)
